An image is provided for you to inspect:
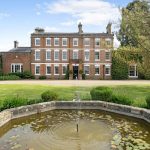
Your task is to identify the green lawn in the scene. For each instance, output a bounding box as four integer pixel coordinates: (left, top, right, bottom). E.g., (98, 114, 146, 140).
(0, 84, 149, 108)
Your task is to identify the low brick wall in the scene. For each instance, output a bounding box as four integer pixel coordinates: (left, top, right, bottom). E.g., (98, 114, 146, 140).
(0, 101, 150, 128)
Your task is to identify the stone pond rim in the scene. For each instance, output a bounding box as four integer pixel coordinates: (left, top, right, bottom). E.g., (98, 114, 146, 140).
(0, 101, 150, 128)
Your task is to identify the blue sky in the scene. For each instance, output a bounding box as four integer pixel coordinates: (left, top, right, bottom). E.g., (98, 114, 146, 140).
(0, 0, 133, 51)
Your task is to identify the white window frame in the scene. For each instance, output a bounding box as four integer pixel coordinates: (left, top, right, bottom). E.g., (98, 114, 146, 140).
(35, 49, 40, 60)
(95, 38, 100, 47)
(62, 38, 68, 46)
(105, 38, 112, 46)
(54, 38, 59, 46)
(129, 64, 138, 78)
(46, 49, 51, 60)
(95, 50, 100, 61)
(35, 64, 40, 75)
(84, 49, 90, 61)
(95, 64, 100, 75)
(62, 49, 67, 61)
(54, 50, 59, 61)
(73, 49, 78, 59)
(62, 64, 67, 75)
(54, 64, 59, 75)
(84, 38, 90, 46)
(84, 64, 90, 75)
(35, 38, 40, 46)
(46, 64, 51, 75)
(11, 63, 23, 73)
(105, 64, 111, 76)
(46, 38, 51, 46)
(105, 51, 111, 61)
(73, 38, 78, 46)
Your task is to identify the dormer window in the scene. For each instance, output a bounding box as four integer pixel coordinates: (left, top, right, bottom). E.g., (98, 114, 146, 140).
(35, 38, 40, 46)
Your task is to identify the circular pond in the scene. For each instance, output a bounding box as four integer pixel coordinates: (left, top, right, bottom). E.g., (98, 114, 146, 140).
(0, 110, 150, 150)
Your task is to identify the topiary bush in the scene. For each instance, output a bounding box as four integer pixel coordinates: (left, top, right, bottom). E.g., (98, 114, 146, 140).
(90, 87, 112, 102)
(146, 95, 150, 109)
(41, 90, 58, 102)
(111, 94, 133, 105)
(2, 96, 27, 110)
(39, 76, 47, 80)
(0, 75, 20, 80)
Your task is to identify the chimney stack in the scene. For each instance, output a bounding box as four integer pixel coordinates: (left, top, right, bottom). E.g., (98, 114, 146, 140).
(106, 23, 112, 34)
(14, 41, 18, 48)
(78, 22, 83, 34)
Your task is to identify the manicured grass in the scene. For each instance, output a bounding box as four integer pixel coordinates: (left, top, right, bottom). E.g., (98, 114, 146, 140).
(0, 84, 149, 109)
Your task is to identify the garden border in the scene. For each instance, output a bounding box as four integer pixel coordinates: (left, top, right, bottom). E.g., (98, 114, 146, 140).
(0, 101, 150, 128)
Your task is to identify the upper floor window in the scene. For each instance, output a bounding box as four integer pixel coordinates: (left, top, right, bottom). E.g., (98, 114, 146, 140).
(84, 38, 90, 46)
(46, 38, 51, 46)
(62, 38, 67, 46)
(46, 50, 51, 60)
(95, 38, 100, 47)
(35, 50, 40, 60)
(73, 50, 78, 59)
(62, 50, 67, 61)
(84, 65, 90, 75)
(11, 64, 23, 73)
(105, 38, 112, 46)
(84, 50, 90, 61)
(105, 51, 110, 61)
(35, 38, 40, 46)
(54, 50, 59, 60)
(95, 50, 100, 61)
(73, 38, 78, 46)
(54, 38, 59, 46)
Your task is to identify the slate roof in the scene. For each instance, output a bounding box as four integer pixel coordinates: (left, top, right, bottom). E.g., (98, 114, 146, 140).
(9, 47, 31, 52)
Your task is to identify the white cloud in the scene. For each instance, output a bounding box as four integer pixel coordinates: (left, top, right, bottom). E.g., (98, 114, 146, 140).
(61, 21, 75, 26)
(45, 26, 60, 32)
(0, 12, 10, 19)
(45, 0, 120, 26)
(35, 4, 41, 16)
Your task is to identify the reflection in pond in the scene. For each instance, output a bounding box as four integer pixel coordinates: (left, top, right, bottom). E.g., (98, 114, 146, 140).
(0, 109, 150, 150)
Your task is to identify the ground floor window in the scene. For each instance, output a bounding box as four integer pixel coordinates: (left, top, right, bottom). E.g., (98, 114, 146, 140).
(84, 65, 89, 75)
(46, 65, 51, 75)
(129, 65, 138, 77)
(11, 64, 23, 73)
(35, 65, 40, 75)
(54, 65, 59, 75)
(95, 65, 100, 75)
(105, 65, 111, 75)
(62, 65, 67, 75)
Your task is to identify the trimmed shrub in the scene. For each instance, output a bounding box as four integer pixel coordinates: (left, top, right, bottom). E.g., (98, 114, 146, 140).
(39, 76, 47, 80)
(90, 87, 112, 102)
(2, 96, 27, 109)
(41, 90, 58, 102)
(0, 75, 20, 80)
(82, 74, 86, 80)
(111, 94, 133, 106)
(9, 71, 34, 79)
(146, 95, 150, 109)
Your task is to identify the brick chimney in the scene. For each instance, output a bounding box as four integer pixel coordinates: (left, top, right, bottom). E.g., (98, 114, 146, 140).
(14, 41, 18, 48)
(78, 22, 83, 34)
(106, 23, 112, 34)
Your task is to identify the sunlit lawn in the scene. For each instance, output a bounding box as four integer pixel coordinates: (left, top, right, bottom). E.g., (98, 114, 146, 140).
(0, 84, 149, 108)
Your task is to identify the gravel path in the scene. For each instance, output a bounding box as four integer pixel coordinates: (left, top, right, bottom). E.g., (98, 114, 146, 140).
(0, 80, 150, 86)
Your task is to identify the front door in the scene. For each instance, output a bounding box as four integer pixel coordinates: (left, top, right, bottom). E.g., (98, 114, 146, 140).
(73, 66, 78, 79)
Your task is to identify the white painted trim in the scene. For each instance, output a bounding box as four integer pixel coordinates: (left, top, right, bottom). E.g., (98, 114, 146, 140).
(11, 63, 23, 73)
(84, 38, 90, 46)
(35, 38, 40, 46)
(54, 49, 59, 61)
(62, 49, 67, 61)
(54, 38, 59, 46)
(46, 38, 51, 46)
(35, 64, 40, 75)
(95, 65, 100, 75)
(31, 63, 69, 65)
(46, 49, 51, 61)
(73, 38, 78, 46)
(35, 49, 40, 61)
(46, 64, 51, 75)
(62, 64, 68, 75)
(62, 38, 68, 46)
(54, 64, 59, 75)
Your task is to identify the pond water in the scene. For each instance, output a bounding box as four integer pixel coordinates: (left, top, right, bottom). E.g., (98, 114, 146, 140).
(0, 109, 150, 150)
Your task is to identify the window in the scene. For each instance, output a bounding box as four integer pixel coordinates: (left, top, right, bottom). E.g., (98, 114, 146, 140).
(54, 50, 59, 61)
(62, 38, 67, 46)
(35, 38, 40, 46)
(105, 51, 110, 60)
(105, 38, 112, 46)
(35, 50, 40, 60)
(62, 65, 67, 75)
(35, 65, 40, 75)
(46, 65, 51, 75)
(84, 38, 90, 46)
(105, 65, 111, 75)
(84, 65, 89, 75)
(62, 50, 67, 61)
(54, 38, 59, 46)
(11, 64, 23, 73)
(95, 50, 100, 61)
(73, 50, 78, 59)
(95, 65, 100, 75)
(95, 38, 100, 47)
(73, 38, 78, 46)
(129, 65, 138, 77)
(46, 50, 51, 60)
(46, 38, 51, 46)
(84, 50, 90, 61)
(54, 65, 59, 75)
